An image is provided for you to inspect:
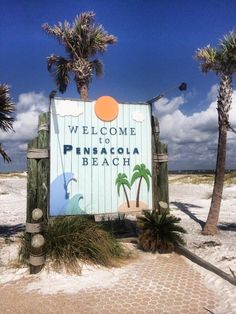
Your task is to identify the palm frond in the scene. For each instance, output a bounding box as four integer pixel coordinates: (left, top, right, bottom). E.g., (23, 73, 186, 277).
(195, 45, 219, 73)
(131, 172, 141, 186)
(220, 31, 236, 72)
(115, 173, 131, 195)
(137, 210, 186, 253)
(133, 164, 141, 172)
(47, 54, 71, 93)
(116, 182, 121, 196)
(122, 179, 131, 189)
(0, 143, 11, 163)
(91, 59, 103, 77)
(142, 173, 150, 191)
(42, 22, 65, 43)
(220, 31, 236, 54)
(0, 84, 15, 132)
(88, 24, 117, 55)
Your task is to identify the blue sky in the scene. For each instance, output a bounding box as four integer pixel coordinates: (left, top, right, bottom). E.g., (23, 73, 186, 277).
(1, 0, 236, 171)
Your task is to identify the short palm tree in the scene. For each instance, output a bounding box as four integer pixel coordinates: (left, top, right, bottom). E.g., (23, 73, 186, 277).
(42, 11, 117, 100)
(115, 173, 131, 208)
(0, 84, 15, 162)
(137, 210, 186, 253)
(131, 164, 152, 208)
(196, 31, 236, 235)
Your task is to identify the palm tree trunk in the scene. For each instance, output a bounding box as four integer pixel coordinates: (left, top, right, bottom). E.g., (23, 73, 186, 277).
(203, 75, 232, 235)
(202, 125, 228, 235)
(136, 177, 143, 208)
(122, 184, 130, 208)
(78, 84, 89, 101)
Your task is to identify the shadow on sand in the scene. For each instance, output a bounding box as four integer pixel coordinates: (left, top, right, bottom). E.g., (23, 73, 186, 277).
(0, 224, 25, 237)
(172, 202, 236, 233)
(219, 222, 236, 232)
(171, 201, 205, 230)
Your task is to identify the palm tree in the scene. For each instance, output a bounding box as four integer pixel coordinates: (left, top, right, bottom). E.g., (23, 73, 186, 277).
(42, 12, 117, 100)
(131, 164, 152, 208)
(0, 84, 15, 162)
(196, 31, 236, 235)
(137, 210, 186, 253)
(115, 173, 131, 208)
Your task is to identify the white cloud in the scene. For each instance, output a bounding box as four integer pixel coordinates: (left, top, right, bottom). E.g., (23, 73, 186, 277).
(18, 143, 28, 151)
(207, 84, 218, 102)
(152, 96, 185, 117)
(0, 92, 48, 171)
(153, 87, 236, 170)
(0, 92, 48, 143)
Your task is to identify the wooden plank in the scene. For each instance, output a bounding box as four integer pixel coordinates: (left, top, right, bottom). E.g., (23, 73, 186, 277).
(27, 149, 48, 159)
(29, 254, 46, 266)
(176, 244, 236, 286)
(156, 154, 168, 162)
(25, 222, 43, 233)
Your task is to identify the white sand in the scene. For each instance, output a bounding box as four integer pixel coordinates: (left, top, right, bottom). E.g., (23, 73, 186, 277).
(0, 173, 236, 313)
(170, 181, 236, 274)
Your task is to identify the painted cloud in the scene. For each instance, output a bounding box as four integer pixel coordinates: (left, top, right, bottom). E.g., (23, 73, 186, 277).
(53, 100, 85, 117)
(132, 111, 145, 122)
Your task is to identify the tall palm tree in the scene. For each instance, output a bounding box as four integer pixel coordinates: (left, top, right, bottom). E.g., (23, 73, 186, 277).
(196, 31, 236, 235)
(115, 173, 131, 208)
(0, 84, 15, 162)
(42, 12, 117, 100)
(131, 164, 152, 208)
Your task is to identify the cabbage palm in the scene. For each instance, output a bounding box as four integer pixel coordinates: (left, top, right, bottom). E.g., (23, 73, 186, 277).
(137, 210, 186, 253)
(42, 12, 117, 100)
(115, 173, 131, 208)
(131, 164, 152, 208)
(196, 31, 236, 235)
(0, 84, 15, 162)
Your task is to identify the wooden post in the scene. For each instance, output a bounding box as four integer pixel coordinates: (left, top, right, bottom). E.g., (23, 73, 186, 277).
(151, 116, 169, 213)
(152, 116, 159, 211)
(27, 138, 38, 222)
(157, 141, 169, 211)
(37, 112, 49, 220)
(26, 112, 49, 274)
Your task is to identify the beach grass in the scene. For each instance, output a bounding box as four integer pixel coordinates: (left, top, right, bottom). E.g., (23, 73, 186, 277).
(19, 216, 131, 273)
(169, 172, 236, 185)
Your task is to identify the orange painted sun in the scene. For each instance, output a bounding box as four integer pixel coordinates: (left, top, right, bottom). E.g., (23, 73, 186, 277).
(95, 96, 119, 122)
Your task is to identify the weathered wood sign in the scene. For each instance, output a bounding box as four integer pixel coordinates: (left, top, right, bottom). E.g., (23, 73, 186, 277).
(50, 96, 153, 216)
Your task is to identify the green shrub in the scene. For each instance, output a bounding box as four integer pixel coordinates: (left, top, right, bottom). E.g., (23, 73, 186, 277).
(19, 216, 130, 273)
(137, 210, 186, 253)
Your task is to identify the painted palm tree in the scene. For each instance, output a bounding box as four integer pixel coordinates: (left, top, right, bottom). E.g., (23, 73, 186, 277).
(115, 173, 131, 208)
(42, 11, 117, 100)
(196, 31, 236, 235)
(131, 164, 152, 208)
(0, 84, 15, 162)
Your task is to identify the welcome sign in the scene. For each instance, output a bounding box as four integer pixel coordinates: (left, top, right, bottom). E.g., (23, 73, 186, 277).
(50, 96, 153, 216)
